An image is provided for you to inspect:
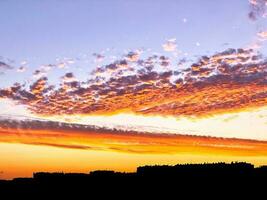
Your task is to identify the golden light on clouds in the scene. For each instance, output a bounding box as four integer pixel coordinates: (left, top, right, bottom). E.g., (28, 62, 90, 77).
(0, 41, 267, 179)
(1, 0, 267, 181)
(42, 106, 267, 140)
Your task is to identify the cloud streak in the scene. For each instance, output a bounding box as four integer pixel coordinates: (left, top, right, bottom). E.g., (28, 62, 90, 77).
(1, 117, 267, 155)
(0, 60, 13, 75)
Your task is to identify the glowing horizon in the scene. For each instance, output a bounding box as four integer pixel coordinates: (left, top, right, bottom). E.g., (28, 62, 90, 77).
(0, 0, 267, 179)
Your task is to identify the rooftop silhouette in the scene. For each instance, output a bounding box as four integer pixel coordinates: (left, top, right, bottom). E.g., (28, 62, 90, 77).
(1, 162, 267, 195)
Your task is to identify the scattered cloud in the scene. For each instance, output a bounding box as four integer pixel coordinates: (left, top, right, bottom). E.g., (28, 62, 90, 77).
(0, 48, 266, 118)
(125, 51, 141, 62)
(162, 38, 177, 52)
(248, 0, 267, 21)
(257, 30, 267, 41)
(17, 66, 27, 73)
(20, 60, 28, 65)
(0, 61, 13, 70)
(0, 60, 14, 75)
(93, 53, 105, 63)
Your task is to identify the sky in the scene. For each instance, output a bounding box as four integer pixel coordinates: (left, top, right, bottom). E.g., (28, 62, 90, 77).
(1, 0, 266, 87)
(0, 0, 267, 179)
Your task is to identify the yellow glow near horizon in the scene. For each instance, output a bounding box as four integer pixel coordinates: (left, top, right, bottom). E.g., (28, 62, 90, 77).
(0, 100, 267, 180)
(42, 106, 267, 141)
(0, 99, 266, 140)
(1, 142, 267, 179)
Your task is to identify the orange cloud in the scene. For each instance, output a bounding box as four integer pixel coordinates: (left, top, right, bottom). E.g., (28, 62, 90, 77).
(0, 48, 265, 119)
(0, 118, 267, 156)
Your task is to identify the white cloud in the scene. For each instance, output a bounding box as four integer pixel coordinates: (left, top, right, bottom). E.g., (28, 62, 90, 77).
(162, 38, 177, 52)
(0, 99, 33, 118)
(257, 31, 267, 41)
(17, 66, 26, 73)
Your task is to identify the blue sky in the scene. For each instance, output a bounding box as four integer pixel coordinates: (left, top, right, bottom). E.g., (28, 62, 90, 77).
(0, 0, 266, 87)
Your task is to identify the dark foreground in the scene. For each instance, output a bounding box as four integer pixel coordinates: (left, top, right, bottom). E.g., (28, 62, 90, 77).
(1, 162, 267, 196)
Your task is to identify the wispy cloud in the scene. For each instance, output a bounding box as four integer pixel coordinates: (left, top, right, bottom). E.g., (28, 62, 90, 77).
(162, 38, 177, 52)
(0, 60, 13, 75)
(1, 117, 267, 155)
(248, 0, 267, 20)
(257, 30, 267, 41)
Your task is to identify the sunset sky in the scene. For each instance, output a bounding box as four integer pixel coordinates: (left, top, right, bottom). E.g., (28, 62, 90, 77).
(0, 0, 267, 179)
